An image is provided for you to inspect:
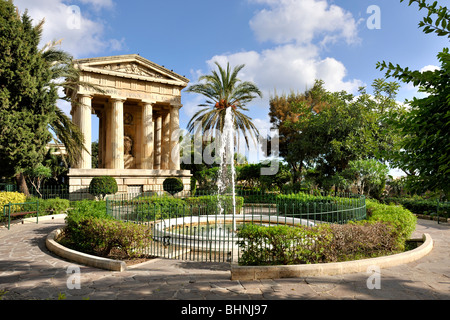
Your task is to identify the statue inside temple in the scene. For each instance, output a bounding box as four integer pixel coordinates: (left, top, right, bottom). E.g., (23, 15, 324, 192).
(124, 135, 135, 169)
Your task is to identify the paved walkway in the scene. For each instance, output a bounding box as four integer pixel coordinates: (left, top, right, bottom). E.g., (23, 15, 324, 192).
(0, 217, 449, 301)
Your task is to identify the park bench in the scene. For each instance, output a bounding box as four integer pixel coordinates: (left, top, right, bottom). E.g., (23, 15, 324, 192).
(2, 201, 39, 230)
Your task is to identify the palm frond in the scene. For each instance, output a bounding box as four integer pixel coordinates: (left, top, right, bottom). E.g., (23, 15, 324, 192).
(185, 62, 262, 148)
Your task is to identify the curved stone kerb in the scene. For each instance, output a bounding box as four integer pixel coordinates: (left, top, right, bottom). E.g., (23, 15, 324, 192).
(46, 229, 127, 272)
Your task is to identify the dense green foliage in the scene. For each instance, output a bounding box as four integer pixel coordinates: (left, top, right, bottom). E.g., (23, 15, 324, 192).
(186, 62, 262, 147)
(362, 200, 417, 250)
(267, 79, 403, 191)
(184, 195, 244, 215)
(377, 0, 450, 198)
(383, 197, 449, 218)
(61, 200, 151, 259)
(89, 176, 118, 199)
(163, 177, 184, 195)
(0, 1, 58, 193)
(237, 199, 417, 266)
(30, 197, 70, 215)
(0, 192, 27, 209)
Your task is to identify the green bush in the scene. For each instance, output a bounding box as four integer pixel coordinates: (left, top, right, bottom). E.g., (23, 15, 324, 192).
(275, 193, 362, 223)
(133, 194, 187, 221)
(0, 192, 27, 210)
(184, 195, 244, 215)
(89, 176, 118, 199)
(366, 199, 417, 250)
(236, 199, 417, 266)
(383, 197, 449, 218)
(63, 200, 111, 253)
(79, 218, 152, 258)
(61, 199, 152, 258)
(30, 197, 70, 215)
(163, 177, 184, 195)
(237, 224, 332, 266)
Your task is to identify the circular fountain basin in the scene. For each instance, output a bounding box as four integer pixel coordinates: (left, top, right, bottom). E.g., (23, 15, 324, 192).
(152, 214, 316, 251)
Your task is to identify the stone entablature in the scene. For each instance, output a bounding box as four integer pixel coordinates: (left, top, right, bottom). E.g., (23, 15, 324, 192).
(68, 54, 191, 196)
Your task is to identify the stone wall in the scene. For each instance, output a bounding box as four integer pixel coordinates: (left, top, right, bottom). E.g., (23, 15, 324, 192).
(68, 168, 191, 200)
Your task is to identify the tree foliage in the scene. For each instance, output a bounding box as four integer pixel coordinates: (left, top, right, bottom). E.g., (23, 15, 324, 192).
(186, 62, 262, 147)
(267, 79, 403, 190)
(0, 1, 58, 195)
(377, 0, 450, 198)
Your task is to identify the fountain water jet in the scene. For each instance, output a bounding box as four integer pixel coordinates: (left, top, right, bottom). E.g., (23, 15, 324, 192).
(216, 107, 237, 231)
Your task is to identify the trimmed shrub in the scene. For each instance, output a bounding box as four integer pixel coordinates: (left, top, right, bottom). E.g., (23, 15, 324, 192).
(78, 218, 152, 259)
(237, 224, 332, 266)
(236, 199, 417, 266)
(61, 200, 152, 259)
(366, 199, 417, 250)
(163, 177, 184, 195)
(184, 195, 244, 215)
(383, 197, 449, 218)
(323, 222, 400, 262)
(133, 194, 187, 221)
(30, 197, 70, 215)
(0, 192, 27, 208)
(89, 176, 118, 199)
(0, 192, 27, 215)
(63, 200, 111, 253)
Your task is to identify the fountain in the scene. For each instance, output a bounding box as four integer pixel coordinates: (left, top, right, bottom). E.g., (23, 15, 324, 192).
(147, 106, 316, 262)
(216, 107, 237, 231)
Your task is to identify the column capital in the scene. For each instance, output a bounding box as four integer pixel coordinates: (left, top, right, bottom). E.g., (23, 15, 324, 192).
(141, 100, 156, 106)
(78, 93, 93, 99)
(170, 103, 183, 110)
(110, 97, 126, 103)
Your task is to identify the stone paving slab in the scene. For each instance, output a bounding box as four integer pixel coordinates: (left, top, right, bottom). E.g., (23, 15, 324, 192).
(0, 217, 449, 302)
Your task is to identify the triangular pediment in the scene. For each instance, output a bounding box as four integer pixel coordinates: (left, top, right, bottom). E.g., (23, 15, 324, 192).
(97, 61, 171, 79)
(75, 54, 189, 86)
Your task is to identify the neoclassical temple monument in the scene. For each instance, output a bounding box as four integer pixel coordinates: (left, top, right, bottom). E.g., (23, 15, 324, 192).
(68, 54, 192, 197)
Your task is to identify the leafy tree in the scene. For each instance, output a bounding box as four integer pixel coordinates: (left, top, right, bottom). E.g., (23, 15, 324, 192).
(377, 0, 450, 198)
(343, 159, 390, 199)
(269, 79, 402, 189)
(89, 176, 118, 200)
(42, 40, 103, 167)
(0, 1, 58, 196)
(267, 80, 329, 182)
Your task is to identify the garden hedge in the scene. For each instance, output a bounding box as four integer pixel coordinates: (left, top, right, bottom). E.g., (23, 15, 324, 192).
(237, 199, 417, 266)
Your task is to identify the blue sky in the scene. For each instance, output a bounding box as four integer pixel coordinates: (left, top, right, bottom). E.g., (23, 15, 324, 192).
(13, 0, 449, 172)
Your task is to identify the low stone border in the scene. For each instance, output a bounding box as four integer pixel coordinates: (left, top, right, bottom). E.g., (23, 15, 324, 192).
(230, 233, 433, 281)
(46, 228, 127, 272)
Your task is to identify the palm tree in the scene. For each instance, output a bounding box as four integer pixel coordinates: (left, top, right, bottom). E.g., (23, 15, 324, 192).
(186, 62, 262, 148)
(40, 39, 104, 167)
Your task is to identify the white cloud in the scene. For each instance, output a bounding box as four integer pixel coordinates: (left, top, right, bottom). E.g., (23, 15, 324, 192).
(191, 0, 363, 107)
(13, 0, 123, 57)
(249, 0, 360, 46)
(207, 44, 363, 100)
(77, 0, 114, 10)
(420, 65, 440, 73)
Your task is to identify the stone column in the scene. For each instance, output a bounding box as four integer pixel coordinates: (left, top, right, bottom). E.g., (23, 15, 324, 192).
(142, 101, 154, 169)
(170, 104, 182, 170)
(161, 110, 171, 170)
(154, 113, 162, 170)
(78, 94, 92, 169)
(111, 98, 125, 170)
